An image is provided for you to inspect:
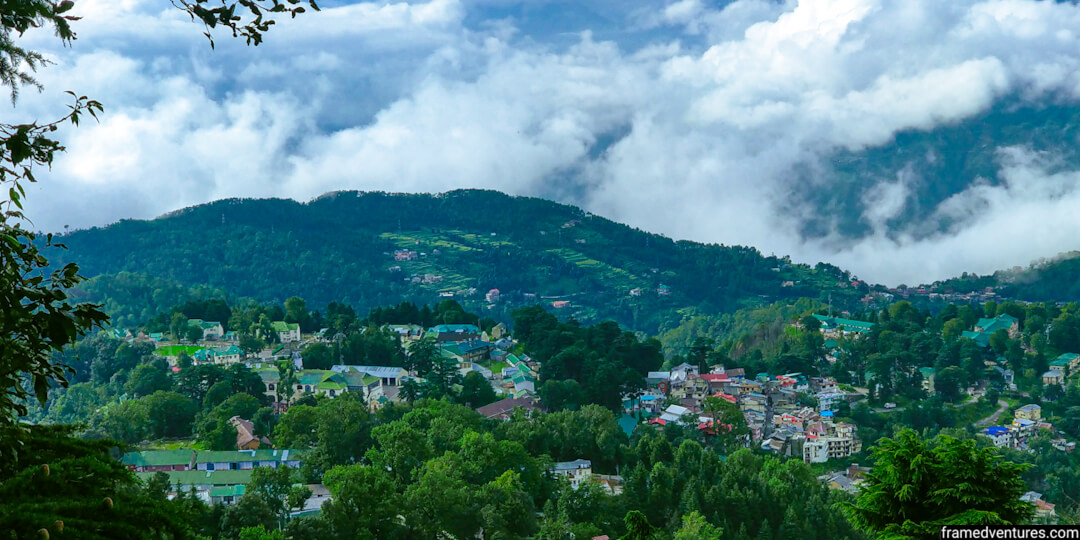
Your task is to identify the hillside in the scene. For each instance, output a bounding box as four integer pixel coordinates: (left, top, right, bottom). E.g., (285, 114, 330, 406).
(929, 251, 1080, 302)
(48, 190, 866, 333)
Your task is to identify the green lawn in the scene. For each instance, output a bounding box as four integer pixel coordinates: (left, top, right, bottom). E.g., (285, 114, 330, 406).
(143, 439, 207, 451)
(154, 345, 205, 356)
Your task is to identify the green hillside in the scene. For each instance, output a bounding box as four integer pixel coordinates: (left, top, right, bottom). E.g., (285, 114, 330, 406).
(49, 190, 866, 333)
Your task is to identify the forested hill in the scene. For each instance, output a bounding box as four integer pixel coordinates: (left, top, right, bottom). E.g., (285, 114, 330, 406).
(929, 251, 1080, 302)
(48, 190, 864, 332)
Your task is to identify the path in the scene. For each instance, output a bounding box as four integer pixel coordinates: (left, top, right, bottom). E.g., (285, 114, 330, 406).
(974, 400, 1010, 428)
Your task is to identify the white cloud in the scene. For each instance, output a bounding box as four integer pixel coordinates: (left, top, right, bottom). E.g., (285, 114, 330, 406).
(12, 0, 1080, 286)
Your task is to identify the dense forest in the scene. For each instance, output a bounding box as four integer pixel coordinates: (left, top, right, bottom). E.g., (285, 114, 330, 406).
(46, 190, 869, 335)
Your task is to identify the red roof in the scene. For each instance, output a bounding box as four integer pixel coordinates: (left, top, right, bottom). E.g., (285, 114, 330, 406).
(711, 392, 737, 404)
(697, 420, 733, 435)
(648, 418, 667, 426)
(701, 373, 729, 382)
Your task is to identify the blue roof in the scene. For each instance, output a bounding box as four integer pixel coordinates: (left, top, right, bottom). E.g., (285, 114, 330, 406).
(821, 410, 834, 417)
(985, 426, 1008, 436)
(640, 395, 657, 401)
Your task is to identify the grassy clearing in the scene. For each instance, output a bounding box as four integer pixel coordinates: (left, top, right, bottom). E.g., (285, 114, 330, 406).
(154, 345, 205, 356)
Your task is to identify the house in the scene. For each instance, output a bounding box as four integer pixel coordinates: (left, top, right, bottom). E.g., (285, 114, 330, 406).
(992, 365, 1016, 390)
(121, 450, 196, 472)
(1042, 369, 1065, 386)
(919, 367, 935, 393)
(1051, 353, 1079, 374)
(193, 345, 244, 366)
(388, 324, 424, 341)
(811, 314, 875, 337)
(549, 459, 592, 489)
(271, 321, 301, 343)
(962, 314, 1020, 347)
(552, 301, 571, 309)
(1021, 492, 1057, 523)
(646, 372, 671, 394)
(426, 324, 481, 343)
(194, 449, 303, 472)
(296, 370, 350, 398)
(331, 365, 407, 387)
(230, 416, 269, 451)
(188, 319, 225, 340)
(441, 339, 494, 365)
(1015, 404, 1042, 421)
(984, 426, 1011, 448)
(485, 289, 501, 303)
(475, 397, 541, 420)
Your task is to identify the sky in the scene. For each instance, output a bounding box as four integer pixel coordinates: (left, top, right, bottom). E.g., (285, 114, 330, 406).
(8, 0, 1080, 285)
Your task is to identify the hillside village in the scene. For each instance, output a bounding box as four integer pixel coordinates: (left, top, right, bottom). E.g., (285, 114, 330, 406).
(98, 299, 1080, 526)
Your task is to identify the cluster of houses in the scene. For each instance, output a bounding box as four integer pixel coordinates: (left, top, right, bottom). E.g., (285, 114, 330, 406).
(627, 363, 862, 464)
(122, 449, 306, 506)
(982, 404, 1075, 453)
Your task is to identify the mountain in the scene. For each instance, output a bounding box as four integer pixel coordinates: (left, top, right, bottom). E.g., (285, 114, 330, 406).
(796, 101, 1080, 241)
(929, 250, 1080, 302)
(48, 190, 866, 333)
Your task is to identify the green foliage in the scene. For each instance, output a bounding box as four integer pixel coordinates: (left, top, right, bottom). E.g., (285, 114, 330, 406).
(0, 425, 202, 538)
(457, 370, 497, 408)
(46, 191, 869, 336)
(514, 307, 662, 411)
(843, 430, 1034, 538)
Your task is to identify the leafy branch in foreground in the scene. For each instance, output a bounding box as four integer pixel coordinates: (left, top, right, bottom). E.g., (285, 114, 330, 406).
(171, 0, 320, 48)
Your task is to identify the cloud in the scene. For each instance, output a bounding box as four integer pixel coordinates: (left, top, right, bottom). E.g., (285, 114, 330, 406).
(11, 0, 1080, 286)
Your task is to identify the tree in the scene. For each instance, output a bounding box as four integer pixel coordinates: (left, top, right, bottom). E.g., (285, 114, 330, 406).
(301, 343, 334, 370)
(125, 364, 172, 397)
(249, 465, 297, 528)
(621, 510, 659, 540)
(674, 511, 722, 540)
(322, 464, 402, 539)
(935, 366, 964, 402)
(240, 333, 267, 355)
(143, 390, 197, 439)
(843, 430, 1033, 538)
(405, 337, 438, 375)
(458, 371, 497, 408)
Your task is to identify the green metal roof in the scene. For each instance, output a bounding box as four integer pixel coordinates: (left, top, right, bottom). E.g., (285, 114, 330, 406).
(208, 484, 247, 498)
(137, 469, 253, 486)
(271, 321, 300, 332)
(812, 314, 875, 332)
(121, 450, 194, 468)
(195, 449, 306, 464)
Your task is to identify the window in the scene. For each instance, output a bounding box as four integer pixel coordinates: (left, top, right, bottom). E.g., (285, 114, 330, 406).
(207, 463, 215, 471)
(268, 383, 275, 390)
(329, 390, 335, 397)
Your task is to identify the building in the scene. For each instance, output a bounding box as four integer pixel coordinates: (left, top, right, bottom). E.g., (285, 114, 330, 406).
(1052, 353, 1079, 373)
(475, 397, 541, 420)
(193, 345, 244, 366)
(188, 319, 225, 340)
(426, 324, 481, 343)
(1021, 492, 1057, 524)
(1015, 404, 1042, 421)
(1042, 369, 1064, 386)
(811, 314, 875, 337)
(962, 314, 1020, 347)
(983, 426, 1011, 448)
(230, 416, 269, 450)
(919, 367, 935, 393)
(271, 321, 301, 343)
(549, 459, 592, 489)
(121, 450, 196, 472)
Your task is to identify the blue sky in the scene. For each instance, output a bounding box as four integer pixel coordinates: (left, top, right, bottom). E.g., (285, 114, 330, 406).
(9, 0, 1080, 284)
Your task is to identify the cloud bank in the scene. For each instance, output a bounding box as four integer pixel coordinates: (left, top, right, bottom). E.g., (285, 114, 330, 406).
(8, 0, 1080, 285)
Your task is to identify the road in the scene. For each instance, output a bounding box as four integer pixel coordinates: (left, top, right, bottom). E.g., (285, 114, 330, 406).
(974, 400, 1010, 428)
